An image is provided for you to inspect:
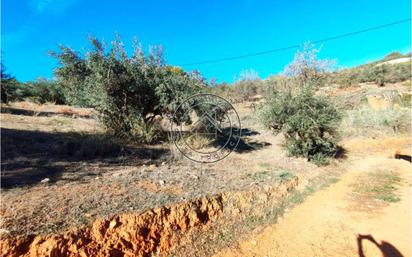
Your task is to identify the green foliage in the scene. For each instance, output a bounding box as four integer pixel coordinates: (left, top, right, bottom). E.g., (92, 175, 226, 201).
(260, 44, 341, 165)
(21, 79, 66, 104)
(1, 64, 65, 104)
(284, 43, 334, 89)
(130, 120, 164, 144)
(1, 65, 21, 103)
(231, 69, 263, 101)
(51, 35, 206, 141)
(383, 62, 411, 83)
(231, 78, 263, 101)
(263, 75, 291, 93)
(330, 61, 411, 88)
(278, 170, 294, 182)
(207, 69, 265, 102)
(207, 82, 232, 99)
(260, 86, 341, 165)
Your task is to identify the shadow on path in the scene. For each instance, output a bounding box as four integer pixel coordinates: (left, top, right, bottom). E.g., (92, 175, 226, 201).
(357, 234, 404, 257)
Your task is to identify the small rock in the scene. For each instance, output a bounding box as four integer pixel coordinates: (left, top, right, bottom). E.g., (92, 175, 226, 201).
(84, 213, 93, 218)
(263, 185, 272, 192)
(109, 219, 118, 229)
(40, 178, 50, 183)
(148, 164, 156, 172)
(158, 180, 165, 186)
(251, 240, 257, 245)
(111, 172, 122, 177)
(161, 161, 166, 166)
(0, 229, 10, 236)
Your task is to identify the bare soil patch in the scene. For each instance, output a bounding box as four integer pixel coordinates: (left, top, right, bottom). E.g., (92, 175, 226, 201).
(1, 97, 410, 256)
(214, 137, 411, 257)
(1, 101, 332, 241)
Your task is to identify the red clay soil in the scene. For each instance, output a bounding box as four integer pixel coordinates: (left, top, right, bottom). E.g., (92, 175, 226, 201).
(0, 178, 298, 257)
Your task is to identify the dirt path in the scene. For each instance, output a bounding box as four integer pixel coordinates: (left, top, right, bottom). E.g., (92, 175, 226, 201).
(214, 142, 411, 257)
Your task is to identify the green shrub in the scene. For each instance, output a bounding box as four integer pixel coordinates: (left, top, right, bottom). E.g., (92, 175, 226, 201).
(51, 35, 206, 142)
(207, 82, 232, 99)
(260, 44, 341, 165)
(21, 79, 66, 104)
(226, 69, 264, 102)
(330, 61, 411, 87)
(384, 61, 411, 83)
(1, 65, 21, 103)
(283, 43, 333, 89)
(264, 75, 295, 93)
(231, 79, 263, 101)
(260, 86, 341, 165)
(130, 120, 164, 144)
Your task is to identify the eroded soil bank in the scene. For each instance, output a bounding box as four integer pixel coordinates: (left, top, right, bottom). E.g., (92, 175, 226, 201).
(0, 177, 298, 257)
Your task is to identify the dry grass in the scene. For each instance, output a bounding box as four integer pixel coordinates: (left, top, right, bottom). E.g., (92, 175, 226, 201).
(349, 169, 403, 211)
(340, 105, 411, 137)
(1, 101, 95, 118)
(0, 101, 340, 239)
(2, 94, 399, 243)
(184, 134, 213, 150)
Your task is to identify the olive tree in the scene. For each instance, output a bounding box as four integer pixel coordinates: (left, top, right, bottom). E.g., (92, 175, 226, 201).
(51, 35, 206, 142)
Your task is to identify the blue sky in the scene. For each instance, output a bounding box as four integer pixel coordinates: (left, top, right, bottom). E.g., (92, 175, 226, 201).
(1, 0, 411, 83)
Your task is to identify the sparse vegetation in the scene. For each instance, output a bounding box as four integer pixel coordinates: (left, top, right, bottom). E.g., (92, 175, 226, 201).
(2, 0, 412, 253)
(351, 170, 402, 204)
(1, 33, 411, 257)
(329, 60, 411, 88)
(231, 69, 264, 101)
(185, 134, 212, 150)
(341, 105, 411, 136)
(382, 51, 410, 61)
(260, 86, 341, 165)
(283, 43, 334, 89)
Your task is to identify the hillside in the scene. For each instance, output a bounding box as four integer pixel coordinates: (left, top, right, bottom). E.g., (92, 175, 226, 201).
(1, 50, 411, 256)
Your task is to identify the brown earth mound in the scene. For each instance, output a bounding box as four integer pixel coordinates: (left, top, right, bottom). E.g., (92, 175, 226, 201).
(0, 177, 298, 257)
